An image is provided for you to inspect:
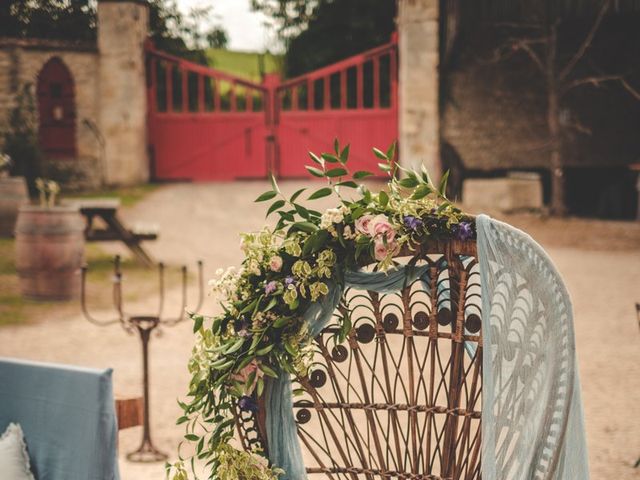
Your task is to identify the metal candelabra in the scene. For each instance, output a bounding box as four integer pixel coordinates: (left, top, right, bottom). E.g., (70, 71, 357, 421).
(81, 255, 204, 462)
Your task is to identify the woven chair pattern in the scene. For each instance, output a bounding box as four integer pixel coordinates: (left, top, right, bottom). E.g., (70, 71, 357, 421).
(237, 240, 482, 479)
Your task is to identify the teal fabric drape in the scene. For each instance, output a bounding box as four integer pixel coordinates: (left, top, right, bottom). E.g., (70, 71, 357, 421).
(265, 215, 589, 479)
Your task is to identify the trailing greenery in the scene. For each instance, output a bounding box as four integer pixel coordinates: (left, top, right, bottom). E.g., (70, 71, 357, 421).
(168, 140, 475, 479)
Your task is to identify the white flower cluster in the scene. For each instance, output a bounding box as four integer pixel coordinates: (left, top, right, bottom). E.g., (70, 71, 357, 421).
(319, 205, 349, 229)
(208, 266, 240, 302)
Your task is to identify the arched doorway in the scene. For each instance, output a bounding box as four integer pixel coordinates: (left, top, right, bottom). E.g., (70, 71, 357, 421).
(36, 57, 76, 158)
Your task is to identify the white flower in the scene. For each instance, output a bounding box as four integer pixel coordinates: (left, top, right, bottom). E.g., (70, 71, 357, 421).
(320, 207, 345, 229)
(343, 225, 355, 239)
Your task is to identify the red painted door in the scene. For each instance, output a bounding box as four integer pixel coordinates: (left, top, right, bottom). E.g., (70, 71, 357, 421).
(37, 57, 76, 158)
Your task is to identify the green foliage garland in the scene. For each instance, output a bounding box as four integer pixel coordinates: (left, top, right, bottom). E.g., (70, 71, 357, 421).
(168, 140, 475, 479)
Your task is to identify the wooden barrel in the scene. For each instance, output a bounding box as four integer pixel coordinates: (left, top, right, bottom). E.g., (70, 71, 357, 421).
(0, 177, 29, 237)
(15, 205, 85, 301)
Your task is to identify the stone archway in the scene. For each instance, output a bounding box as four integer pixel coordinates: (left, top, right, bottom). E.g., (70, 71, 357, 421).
(36, 57, 77, 158)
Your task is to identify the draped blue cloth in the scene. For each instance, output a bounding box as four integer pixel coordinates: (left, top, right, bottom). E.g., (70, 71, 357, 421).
(265, 215, 589, 479)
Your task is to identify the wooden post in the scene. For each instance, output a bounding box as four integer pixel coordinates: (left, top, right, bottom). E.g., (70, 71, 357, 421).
(198, 75, 205, 112)
(340, 70, 347, 109)
(181, 69, 188, 112)
(356, 63, 364, 109)
(373, 56, 380, 109)
(165, 65, 173, 113)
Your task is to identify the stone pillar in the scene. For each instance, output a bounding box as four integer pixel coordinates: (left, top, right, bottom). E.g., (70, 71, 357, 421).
(97, 0, 149, 186)
(398, 0, 441, 179)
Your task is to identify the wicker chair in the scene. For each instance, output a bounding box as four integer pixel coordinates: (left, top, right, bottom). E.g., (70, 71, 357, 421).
(238, 239, 482, 479)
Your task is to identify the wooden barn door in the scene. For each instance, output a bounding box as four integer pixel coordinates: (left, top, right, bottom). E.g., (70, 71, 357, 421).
(37, 57, 77, 159)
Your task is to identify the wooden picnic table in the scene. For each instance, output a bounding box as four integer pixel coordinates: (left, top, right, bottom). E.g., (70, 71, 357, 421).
(64, 198, 158, 267)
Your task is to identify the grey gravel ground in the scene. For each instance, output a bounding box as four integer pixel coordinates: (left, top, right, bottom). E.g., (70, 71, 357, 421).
(1, 181, 638, 479)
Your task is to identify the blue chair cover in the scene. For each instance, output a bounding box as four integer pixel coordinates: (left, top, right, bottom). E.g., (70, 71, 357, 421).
(0, 357, 120, 480)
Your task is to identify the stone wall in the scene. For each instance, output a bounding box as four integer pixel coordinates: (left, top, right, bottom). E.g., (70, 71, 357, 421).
(0, 0, 150, 190)
(97, 0, 150, 186)
(397, 0, 441, 178)
(0, 39, 102, 189)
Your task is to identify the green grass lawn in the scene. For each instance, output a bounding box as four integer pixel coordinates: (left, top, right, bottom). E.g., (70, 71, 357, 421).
(206, 48, 283, 82)
(0, 239, 165, 326)
(67, 184, 160, 207)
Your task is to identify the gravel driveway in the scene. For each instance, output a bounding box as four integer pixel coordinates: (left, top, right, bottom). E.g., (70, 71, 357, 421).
(1, 181, 638, 479)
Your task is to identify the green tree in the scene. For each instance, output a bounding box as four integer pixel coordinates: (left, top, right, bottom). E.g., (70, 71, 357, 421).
(3, 84, 43, 196)
(0, 0, 227, 61)
(252, 0, 396, 76)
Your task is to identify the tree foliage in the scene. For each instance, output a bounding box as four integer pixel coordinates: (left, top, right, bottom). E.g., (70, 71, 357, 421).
(252, 0, 396, 77)
(0, 0, 227, 60)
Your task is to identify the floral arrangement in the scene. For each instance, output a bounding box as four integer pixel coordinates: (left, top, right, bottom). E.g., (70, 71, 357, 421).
(168, 141, 475, 480)
(35, 178, 60, 208)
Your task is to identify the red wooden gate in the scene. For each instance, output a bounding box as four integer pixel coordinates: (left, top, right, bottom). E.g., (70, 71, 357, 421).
(146, 36, 397, 181)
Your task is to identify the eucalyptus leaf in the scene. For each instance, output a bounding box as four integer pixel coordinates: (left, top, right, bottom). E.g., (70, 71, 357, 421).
(293, 221, 319, 233)
(305, 166, 325, 178)
(255, 190, 277, 202)
(266, 199, 285, 217)
(412, 184, 432, 200)
(336, 181, 358, 188)
(308, 151, 323, 165)
(321, 153, 340, 163)
(353, 170, 374, 179)
(439, 170, 450, 197)
(308, 187, 333, 200)
(373, 147, 388, 160)
(399, 177, 419, 188)
(326, 167, 347, 178)
(340, 144, 350, 163)
(290, 188, 306, 202)
(386, 141, 396, 160)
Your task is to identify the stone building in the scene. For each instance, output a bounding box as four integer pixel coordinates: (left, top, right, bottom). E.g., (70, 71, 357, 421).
(398, 0, 640, 217)
(0, 0, 149, 188)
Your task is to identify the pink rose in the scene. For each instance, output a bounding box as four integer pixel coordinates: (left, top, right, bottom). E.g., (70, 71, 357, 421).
(369, 214, 396, 242)
(374, 238, 399, 261)
(269, 255, 283, 272)
(233, 360, 264, 395)
(355, 214, 374, 235)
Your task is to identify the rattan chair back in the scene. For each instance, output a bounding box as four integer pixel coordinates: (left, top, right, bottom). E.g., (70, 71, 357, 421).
(238, 239, 482, 479)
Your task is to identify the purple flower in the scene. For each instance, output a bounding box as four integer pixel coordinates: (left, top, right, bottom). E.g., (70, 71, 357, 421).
(233, 318, 251, 337)
(264, 280, 277, 295)
(456, 221, 473, 241)
(284, 276, 295, 286)
(403, 215, 423, 231)
(238, 395, 258, 413)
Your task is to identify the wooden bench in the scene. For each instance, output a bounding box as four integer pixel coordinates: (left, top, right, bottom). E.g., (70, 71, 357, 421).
(65, 198, 158, 267)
